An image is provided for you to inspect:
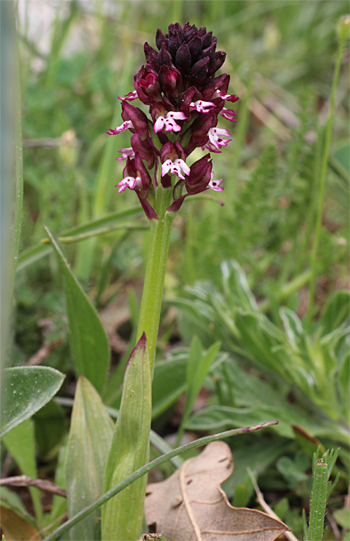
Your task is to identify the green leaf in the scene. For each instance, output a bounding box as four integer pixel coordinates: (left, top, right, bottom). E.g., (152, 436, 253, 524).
(65, 376, 114, 541)
(17, 206, 143, 272)
(320, 290, 350, 336)
(221, 260, 258, 313)
(44, 442, 67, 533)
(34, 399, 65, 458)
(152, 355, 187, 419)
(1, 366, 65, 437)
(333, 509, 350, 530)
(45, 226, 110, 393)
(102, 333, 152, 541)
(307, 458, 328, 541)
(3, 419, 43, 524)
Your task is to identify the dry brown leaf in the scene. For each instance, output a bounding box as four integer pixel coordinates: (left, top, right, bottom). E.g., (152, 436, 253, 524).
(0, 506, 41, 540)
(145, 441, 289, 541)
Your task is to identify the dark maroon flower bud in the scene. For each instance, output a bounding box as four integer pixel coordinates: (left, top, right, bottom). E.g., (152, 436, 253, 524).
(131, 134, 159, 169)
(202, 41, 216, 62)
(160, 140, 185, 163)
(175, 42, 192, 73)
(186, 154, 212, 194)
(158, 64, 183, 96)
(201, 73, 230, 100)
(158, 42, 172, 68)
(188, 35, 202, 61)
(161, 174, 172, 188)
(144, 43, 158, 71)
(190, 111, 215, 145)
(168, 32, 183, 57)
(187, 56, 209, 86)
(183, 22, 198, 40)
(179, 86, 198, 116)
(156, 28, 167, 50)
(201, 31, 213, 49)
(134, 152, 152, 192)
(208, 51, 226, 77)
(121, 102, 149, 135)
(134, 65, 162, 104)
(198, 26, 206, 37)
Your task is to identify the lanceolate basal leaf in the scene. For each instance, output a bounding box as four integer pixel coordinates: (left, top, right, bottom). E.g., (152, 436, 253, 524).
(1, 366, 65, 437)
(102, 333, 152, 541)
(65, 376, 114, 541)
(45, 226, 110, 393)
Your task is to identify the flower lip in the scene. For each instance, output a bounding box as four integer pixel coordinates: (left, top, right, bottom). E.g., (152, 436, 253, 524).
(154, 110, 187, 133)
(106, 120, 133, 135)
(161, 158, 190, 180)
(115, 175, 141, 193)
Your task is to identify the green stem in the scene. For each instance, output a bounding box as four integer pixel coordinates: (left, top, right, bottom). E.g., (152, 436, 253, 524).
(136, 186, 175, 373)
(42, 421, 278, 541)
(306, 39, 345, 326)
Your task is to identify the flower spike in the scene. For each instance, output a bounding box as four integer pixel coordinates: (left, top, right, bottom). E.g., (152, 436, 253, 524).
(107, 21, 238, 216)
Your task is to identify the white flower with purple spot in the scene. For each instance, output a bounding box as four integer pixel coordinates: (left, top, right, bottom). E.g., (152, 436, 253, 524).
(162, 158, 190, 180)
(154, 111, 187, 133)
(115, 175, 141, 194)
(208, 127, 232, 151)
(209, 172, 224, 192)
(212, 90, 239, 102)
(106, 120, 133, 136)
(189, 100, 215, 113)
(116, 147, 135, 161)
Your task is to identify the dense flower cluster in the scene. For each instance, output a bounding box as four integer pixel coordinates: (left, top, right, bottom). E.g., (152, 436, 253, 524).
(107, 22, 238, 218)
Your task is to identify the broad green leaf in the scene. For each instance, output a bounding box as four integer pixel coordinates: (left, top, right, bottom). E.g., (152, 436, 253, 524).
(333, 509, 350, 530)
(1, 366, 65, 437)
(34, 399, 65, 458)
(224, 440, 289, 505)
(17, 206, 143, 272)
(45, 226, 110, 393)
(3, 419, 43, 524)
(102, 333, 152, 541)
(65, 376, 114, 541)
(152, 355, 187, 419)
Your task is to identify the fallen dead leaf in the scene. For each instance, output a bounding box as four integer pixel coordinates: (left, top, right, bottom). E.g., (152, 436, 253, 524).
(145, 441, 289, 541)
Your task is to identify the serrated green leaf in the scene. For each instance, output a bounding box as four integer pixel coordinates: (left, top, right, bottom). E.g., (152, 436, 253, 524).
(102, 333, 152, 541)
(1, 366, 65, 437)
(3, 419, 43, 524)
(65, 376, 114, 540)
(320, 290, 350, 335)
(45, 226, 110, 393)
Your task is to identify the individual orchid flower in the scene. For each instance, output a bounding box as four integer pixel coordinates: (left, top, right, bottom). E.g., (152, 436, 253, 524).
(154, 111, 187, 133)
(208, 172, 224, 192)
(118, 90, 138, 101)
(208, 127, 232, 150)
(220, 107, 236, 121)
(115, 175, 141, 193)
(212, 89, 239, 102)
(161, 158, 190, 180)
(106, 120, 133, 136)
(189, 100, 216, 113)
(116, 147, 135, 161)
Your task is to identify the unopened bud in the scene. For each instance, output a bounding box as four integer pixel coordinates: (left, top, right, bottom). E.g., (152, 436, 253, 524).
(337, 14, 350, 43)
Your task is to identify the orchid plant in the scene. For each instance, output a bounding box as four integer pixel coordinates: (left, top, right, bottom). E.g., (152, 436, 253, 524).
(102, 22, 240, 540)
